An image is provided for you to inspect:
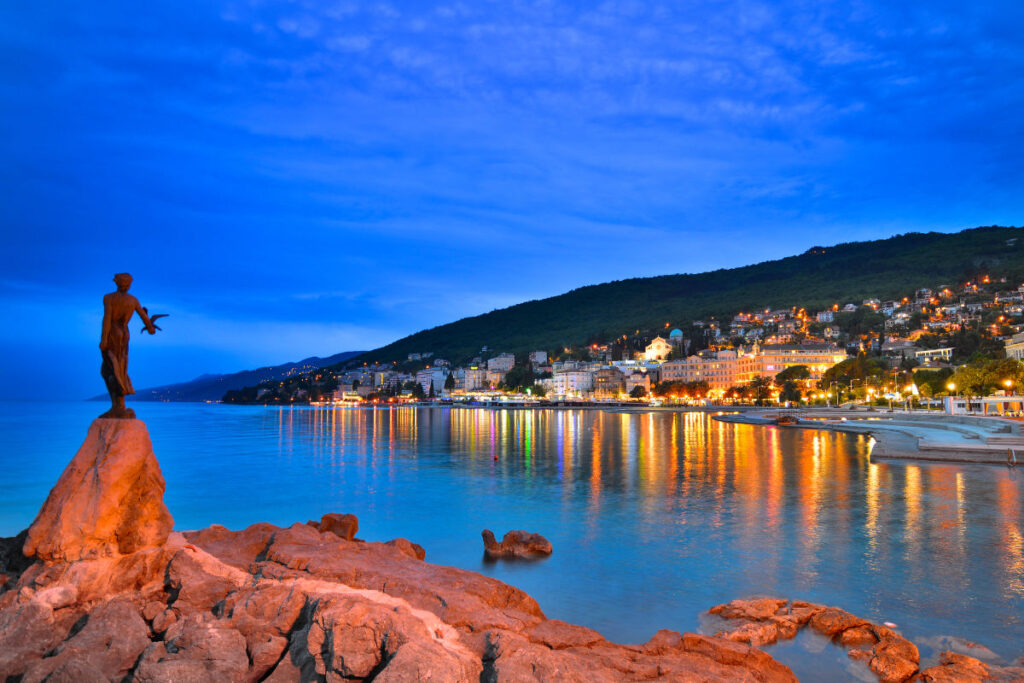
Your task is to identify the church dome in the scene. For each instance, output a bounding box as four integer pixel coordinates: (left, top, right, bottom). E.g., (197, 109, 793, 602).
(669, 328, 684, 338)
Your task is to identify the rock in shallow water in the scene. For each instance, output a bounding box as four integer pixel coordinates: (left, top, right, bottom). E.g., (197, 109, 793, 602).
(710, 598, 933, 683)
(482, 529, 553, 559)
(22, 419, 174, 562)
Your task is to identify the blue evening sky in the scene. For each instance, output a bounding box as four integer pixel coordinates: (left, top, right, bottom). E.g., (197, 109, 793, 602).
(1, 1, 1022, 398)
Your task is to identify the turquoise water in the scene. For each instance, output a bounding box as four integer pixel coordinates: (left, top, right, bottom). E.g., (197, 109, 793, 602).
(2, 402, 1022, 677)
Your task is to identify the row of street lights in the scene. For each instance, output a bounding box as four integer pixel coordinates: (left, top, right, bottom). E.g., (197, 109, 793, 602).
(810, 377, 1017, 411)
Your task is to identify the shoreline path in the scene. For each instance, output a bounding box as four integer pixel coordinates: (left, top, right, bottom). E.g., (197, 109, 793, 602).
(713, 408, 1023, 465)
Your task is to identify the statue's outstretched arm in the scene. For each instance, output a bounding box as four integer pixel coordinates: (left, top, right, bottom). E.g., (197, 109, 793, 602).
(136, 301, 157, 335)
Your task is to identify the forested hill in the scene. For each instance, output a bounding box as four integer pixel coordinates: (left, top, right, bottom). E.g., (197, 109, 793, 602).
(347, 226, 1024, 366)
(122, 351, 364, 402)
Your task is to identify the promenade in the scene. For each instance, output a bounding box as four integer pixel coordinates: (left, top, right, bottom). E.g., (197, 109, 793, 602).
(714, 408, 1024, 465)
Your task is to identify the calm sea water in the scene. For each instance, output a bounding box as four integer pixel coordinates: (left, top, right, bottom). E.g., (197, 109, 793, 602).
(2, 402, 1022, 678)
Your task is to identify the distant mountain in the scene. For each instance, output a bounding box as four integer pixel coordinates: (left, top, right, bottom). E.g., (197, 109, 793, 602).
(346, 226, 1024, 366)
(121, 351, 364, 402)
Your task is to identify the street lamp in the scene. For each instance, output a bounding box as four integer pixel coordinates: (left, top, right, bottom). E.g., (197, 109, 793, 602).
(1005, 379, 1015, 395)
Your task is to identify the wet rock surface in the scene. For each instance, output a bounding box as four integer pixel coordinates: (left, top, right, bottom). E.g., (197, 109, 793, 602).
(1, 521, 799, 682)
(916, 650, 1024, 682)
(481, 528, 554, 559)
(708, 598, 1024, 683)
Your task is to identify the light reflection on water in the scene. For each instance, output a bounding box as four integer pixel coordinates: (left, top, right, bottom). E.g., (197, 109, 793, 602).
(1, 402, 1023, 672)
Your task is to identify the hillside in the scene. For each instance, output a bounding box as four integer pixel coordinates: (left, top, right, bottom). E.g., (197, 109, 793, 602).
(120, 351, 364, 402)
(347, 226, 1024, 366)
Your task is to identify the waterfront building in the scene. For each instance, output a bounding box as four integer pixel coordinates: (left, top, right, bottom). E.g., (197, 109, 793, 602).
(661, 349, 756, 390)
(456, 367, 487, 391)
(592, 367, 626, 397)
(609, 360, 661, 383)
(487, 353, 516, 373)
(415, 369, 435, 394)
(548, 370, 593, 396)
(661, 344, 848, 392)
(529, 350, 548, 365)
(758, 344, 848, 380)
(624, 371, 650, 394)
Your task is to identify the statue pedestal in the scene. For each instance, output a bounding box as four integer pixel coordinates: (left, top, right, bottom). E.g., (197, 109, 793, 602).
(23, 419, 174, 562)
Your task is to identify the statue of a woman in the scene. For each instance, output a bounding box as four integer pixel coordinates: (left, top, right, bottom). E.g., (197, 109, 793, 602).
(100, 273, 156, 418)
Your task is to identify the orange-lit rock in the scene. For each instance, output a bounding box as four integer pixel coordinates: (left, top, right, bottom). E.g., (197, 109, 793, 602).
(20, 597, 150, 683)
(386, 537, 426, 561)
(917, 651, 991, 682)
(481, 529, 553, 558)
(710, 598, 788, 621)
(317, 512, 359, 541)
(866, 634, 919, 683)
(917, 650, 1024, 682)
(709, 598, 927, 682)
(808, 607, 870, 637)
(717, 620, 781, 646)
(0, 522, 800, 682)
(22, 419, 173, 562)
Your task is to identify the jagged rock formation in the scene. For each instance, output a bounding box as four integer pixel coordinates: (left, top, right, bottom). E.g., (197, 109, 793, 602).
(709, 598, 1024, 683)
(1, 523, 797, 681)
(22, 419, 173, 562)
(309, 512, 359, 541)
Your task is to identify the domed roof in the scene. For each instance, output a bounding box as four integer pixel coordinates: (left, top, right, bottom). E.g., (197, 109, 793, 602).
(669, 328, 684, 338)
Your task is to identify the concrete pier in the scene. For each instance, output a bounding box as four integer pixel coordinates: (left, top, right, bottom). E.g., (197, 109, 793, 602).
(713, 408, 1024, 466)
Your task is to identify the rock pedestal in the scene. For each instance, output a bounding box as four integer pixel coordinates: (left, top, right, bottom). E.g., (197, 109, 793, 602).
(23, 419, 174, 562)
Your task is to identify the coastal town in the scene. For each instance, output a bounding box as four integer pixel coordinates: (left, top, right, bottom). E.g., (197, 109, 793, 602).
(228, 275, 1024, 416)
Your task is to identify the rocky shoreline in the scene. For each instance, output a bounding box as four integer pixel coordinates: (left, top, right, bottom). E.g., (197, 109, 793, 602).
(1, 518, 799, 681)
(1, 418, 1022, 681)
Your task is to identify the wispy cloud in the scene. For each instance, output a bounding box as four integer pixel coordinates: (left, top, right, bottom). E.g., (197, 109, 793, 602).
(1, 0, 1022, 396)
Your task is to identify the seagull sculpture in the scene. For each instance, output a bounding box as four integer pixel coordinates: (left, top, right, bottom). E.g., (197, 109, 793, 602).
(141, 311, 169, 333)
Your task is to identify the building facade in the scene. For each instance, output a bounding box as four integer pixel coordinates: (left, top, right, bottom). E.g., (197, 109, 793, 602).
(487, 353, 516, 373)
(660, 344, 848, 392)
(1005, 333, 1024, 361)
(643, 336, 673, 361)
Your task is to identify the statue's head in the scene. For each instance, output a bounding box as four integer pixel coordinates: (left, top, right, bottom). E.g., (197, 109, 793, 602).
(113, 273, 133, 291)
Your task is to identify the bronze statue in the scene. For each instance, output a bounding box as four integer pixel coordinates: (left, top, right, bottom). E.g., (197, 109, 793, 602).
(99, 273, 160, 419)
